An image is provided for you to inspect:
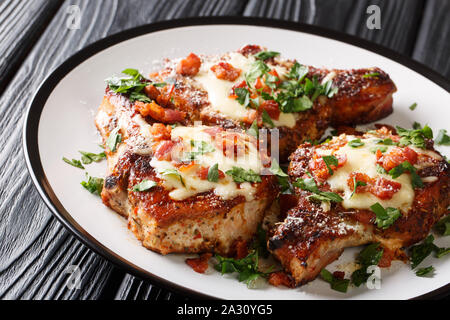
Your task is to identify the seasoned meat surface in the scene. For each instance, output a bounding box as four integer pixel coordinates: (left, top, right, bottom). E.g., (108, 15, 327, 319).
(269, 127, 450, 285)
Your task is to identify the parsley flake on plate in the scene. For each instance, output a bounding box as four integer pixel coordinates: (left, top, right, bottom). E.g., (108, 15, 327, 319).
(62, 157, 85, 169)
(81, 174, 104, 196)
(320, 269, 350, 293)
(351, 243, 384, 287)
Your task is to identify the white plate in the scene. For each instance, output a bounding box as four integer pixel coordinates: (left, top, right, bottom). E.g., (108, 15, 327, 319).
(24, 18, 450, 300)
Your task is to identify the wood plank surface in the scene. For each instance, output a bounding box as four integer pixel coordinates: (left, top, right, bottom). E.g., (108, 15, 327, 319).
(0, 0, 448, 300)
(412, 0, 450, 78)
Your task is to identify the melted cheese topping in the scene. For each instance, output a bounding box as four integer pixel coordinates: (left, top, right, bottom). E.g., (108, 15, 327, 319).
(149, 125, 263, 201)
(316, 135, 415, 212)
(193, 52, 296, 128)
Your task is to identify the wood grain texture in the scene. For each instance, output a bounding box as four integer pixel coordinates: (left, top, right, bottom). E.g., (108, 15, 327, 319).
(0, 0, 62, 92)
(412, 0, 450, 78)
(0, 0, 246, 300)
(0, 0, 448, 301)
(243, 0, 425, 55)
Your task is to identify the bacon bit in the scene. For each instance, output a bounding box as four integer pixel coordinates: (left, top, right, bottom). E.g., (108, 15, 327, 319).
(144, 84, 161, 100)
(309, 154, 347, 181)
(234, 240, 249, 259)
(333, 271, 346, 280)
(176, 53, 201, 76)
(211, 62, 241, 81)
(347, 172, 401, 200)
(185, 253, 212, 274)
(135, 101, 185, 123)
(150, 123, 171, 141)
(377, 147, 418, 172)
(197, 166, 225, 180)
(268, 271, 295, 288)
(154, 140, 174, 161)
(259, 100, 280, 120)
(238, 44, 262, 56)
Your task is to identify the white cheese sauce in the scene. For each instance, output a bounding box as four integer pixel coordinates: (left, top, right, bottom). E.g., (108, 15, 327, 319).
(150, 125, 263, 201)
(193, 52, 297, 128)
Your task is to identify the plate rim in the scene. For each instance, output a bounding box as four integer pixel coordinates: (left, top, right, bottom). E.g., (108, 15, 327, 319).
(22, 16, 450, 300)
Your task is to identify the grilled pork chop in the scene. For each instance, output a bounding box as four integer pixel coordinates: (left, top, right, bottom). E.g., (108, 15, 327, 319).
(96, 92, 277, 255)
(143, 45, 396, 161)
(269, 127, 450, 285)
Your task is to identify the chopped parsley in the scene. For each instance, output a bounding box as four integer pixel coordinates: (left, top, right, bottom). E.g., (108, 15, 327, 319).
(234, 87, 251, 107)
(81, 174, 104, 196)
(79, 151, 106, 164)
(435, 129, 450, 146)
(362, 72, 380, 78)
(183, 140, 215, 161)
(320, 269, 350, 293)
(63, 157, 85, 169)
(375, 138, 396, 146)
(106, 127, 122, 152)
(370, 146, 388, 153)
(261, 110, 275, 128)
(388, 161, 423, 189)
(247, 120, 259, 138)
(245, 60, 270, 84)
(322, 155, 338, 175)
(370, 203, 401, 229)
(207, 163, 220, 182)
(269, 159, 288, 177)
(351, 243, 384, 287)
(105, 68, 150, 102)
(226, 166, 262, 183)
(253, 51, 280, 60)
(415, 266, 434, 277)
(159, 168, 185, 187)
(348, 138, 364, 148)
(293, 177, 343, 203)
(409, 235, 436, 269)
(396, 125, 433, 149)
(409, 103, 418, 111)
(131, 179, 157, 192)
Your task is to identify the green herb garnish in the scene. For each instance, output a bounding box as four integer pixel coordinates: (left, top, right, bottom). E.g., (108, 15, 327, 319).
(409, 103, 417, 111)
(362, 72, 380, 78)
(396, 125, 433, 149)
(235, 87, 251, 107)
(348, 138, 364, 148)
(63, 157, 85, 169)
(322, 155, 339, 175)
(350, 177, 367, 198)
(388, 161, 423, 189)
(253, 51, 280, 60)
(159, 168, 185, 187)
(106, 127, 122, 152)
(247, 120, 259, 138)
(435, 216, 450, 236)
(131, 179, 157, 192)
(351, 243, 384, 287)
(79, 151, 106, 164)
(320, 269, 350, 293)
(207, 163, 220, 182)
(415, 266, 434, 277)
(293, 177, 343, 203)
(435, 129, 450, 146)
(226, 166, 261, 183)
(261, 110, 275, 128)
(370, 203, 401, 229)
(81, 174, 104, 196)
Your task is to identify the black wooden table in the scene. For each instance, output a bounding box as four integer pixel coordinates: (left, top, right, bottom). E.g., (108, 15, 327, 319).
(1, 0, 449, 300)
